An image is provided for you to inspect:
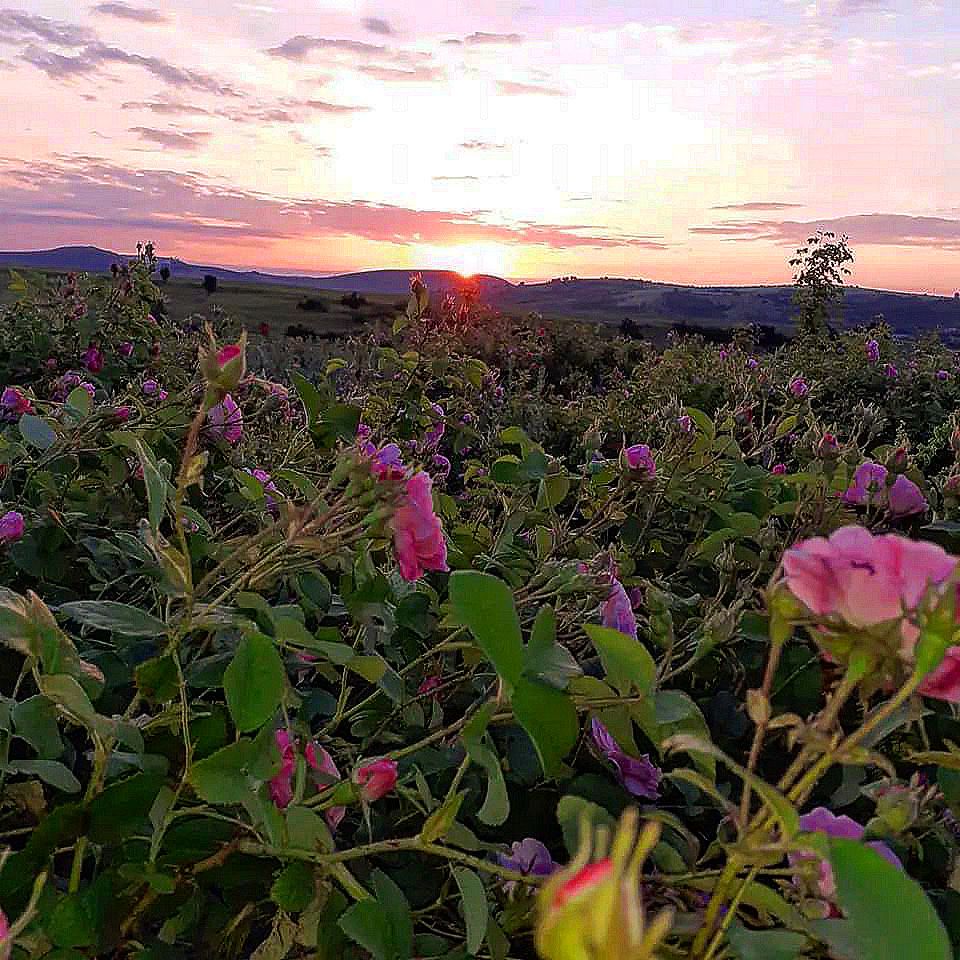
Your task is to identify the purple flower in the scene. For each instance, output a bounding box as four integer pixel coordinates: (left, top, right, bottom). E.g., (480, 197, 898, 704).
(432, 454, 451, 480)
(81, 345, 103, 373)
(788, 377, 809, 399)
(842, 461, 888, 507)
(118, 341, 135, 358)
(142, 379, 160, 396)
(1, 386, 32, 418)
(677, 414, 693, 433)
(603, 578, 637, 639)
(623, 444, 656, 480)
(113, 405, 132, 422)
(590, 718, 661, 799)
(888, 475, 928, 518)
(937, 370, 950, 381)
(0, 510, 25, 544)
(884, 363, 898, 379)
(719, 349, 729, 361)
(772, 463, 787, 475)
(365, 442, 405, 481)
(866, 339, 880, 362)
(792, 807, 902, 899)
(746, 357, 759, 370)
(245, 467, 280, 512)
(206, 394, 243, 444)
(79, 382, 96, 399)
(497, 839, 558, 881)
(357, 422, 373, 443)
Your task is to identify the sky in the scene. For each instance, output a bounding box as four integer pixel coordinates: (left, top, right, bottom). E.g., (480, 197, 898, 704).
(0, 0, 957, 292)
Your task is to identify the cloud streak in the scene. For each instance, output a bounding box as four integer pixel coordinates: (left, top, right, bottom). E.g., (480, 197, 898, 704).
(691, 213, 960, 251)
(92, 2, 169, 24)
(0, 156, 664, 251)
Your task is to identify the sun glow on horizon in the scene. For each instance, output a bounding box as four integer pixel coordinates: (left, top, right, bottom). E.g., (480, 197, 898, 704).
(416, 243, 514, 278)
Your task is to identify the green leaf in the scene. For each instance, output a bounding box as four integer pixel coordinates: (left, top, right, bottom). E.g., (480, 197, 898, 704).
(584, 624, 656, 697)
(271, 861, 315, 912)
(511, 679, 578, 778)
(88, 773, 165, 843)
(19, 413, 57, 450)
(339, 870, 413, 960)
(556, 795, 616, 857)
(727, 924, 808, 960)
(453, 868, 489, 956)
(291, 372, 324, 427)
(223, 633, 285, 732)
(189, 739, 255, 804)
(8, 759, 80, 793)
(65, 386, 92, 418)
(449, 572, 523, 689)
(421, 791, 466, 843)
(59, 601, 167, 638)
(12, 695, 64, 758)
(462, 705, 509, 826)
(826, 837, 951, 960)
(48, 892, 97, 948)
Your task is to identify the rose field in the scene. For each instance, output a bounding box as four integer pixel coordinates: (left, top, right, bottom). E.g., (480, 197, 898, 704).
(5, 247, 960, 960)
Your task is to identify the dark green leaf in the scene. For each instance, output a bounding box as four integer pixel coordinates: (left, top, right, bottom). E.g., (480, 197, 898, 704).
(59, 601, 167, 638)
(223, 633, 284, 732)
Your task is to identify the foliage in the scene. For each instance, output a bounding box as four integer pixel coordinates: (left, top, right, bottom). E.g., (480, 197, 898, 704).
(2, 248, 960, 959)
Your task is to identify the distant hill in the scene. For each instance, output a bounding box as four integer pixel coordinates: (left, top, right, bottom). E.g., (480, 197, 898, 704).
(0, 247, 511, 297)
(2, 245, 958, 335)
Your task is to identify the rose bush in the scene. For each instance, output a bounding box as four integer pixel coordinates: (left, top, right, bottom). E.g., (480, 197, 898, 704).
(2, 250, 960, 958)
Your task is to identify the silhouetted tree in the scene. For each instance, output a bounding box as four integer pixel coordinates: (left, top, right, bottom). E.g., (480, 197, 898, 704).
(790, 231, 854, 336)
(159, 266, 171, 283)
(202, 274, 218, 295)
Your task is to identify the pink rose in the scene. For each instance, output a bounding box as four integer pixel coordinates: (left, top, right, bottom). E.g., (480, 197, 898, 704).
(353, 758, 398, 802)
(772, 463, 787, 475)
(0, 511, 25, 545)
(206, 394, 243, 444)
(392, 471, 448, 581)
(919, 647, 960, 702)
(270, 731, 345, 829)
(842, 462, 888, 507)
(1, 387, 32, 418)
(119, 341, 134, 358)
(81, 345, 103, 373)
(888, 475, 928, 518)
(216, 343, 242, 367)
(622, 444, 656, 479)
(781, 526, 956, 629)
(602, 578, 637, 639)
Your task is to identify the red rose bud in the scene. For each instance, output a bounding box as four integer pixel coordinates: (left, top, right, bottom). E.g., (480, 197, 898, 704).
(353, 758, 398, 801)
(550, 859, 613, 911)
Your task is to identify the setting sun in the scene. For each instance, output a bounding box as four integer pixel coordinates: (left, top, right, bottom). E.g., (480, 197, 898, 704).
(416, 243, 514, 278)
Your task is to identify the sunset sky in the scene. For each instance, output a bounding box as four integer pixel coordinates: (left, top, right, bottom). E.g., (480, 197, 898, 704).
(1, 1, 957, 291)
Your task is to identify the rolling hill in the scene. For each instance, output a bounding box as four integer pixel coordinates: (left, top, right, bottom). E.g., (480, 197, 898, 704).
(2, 245, 958, 335)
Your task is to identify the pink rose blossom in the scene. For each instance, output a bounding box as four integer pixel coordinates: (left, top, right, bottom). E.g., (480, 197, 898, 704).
(781, 526, 956, 630)
(1, 387, 32, 418)
(772, 463, 787, 475)
(789, 377, 809, 398)
(81, 345, 104, 373)
(353, 758, 398, 801)
(270, 731, 345, 829)
(885, 363, 898, 379)
(206, 394, 243, 444)
(842, 462, 888, 507)
(0, 511, 25, 545)
(866, 339, 880, 362)
(113, 406, 132, 422)
(392, 471, 449, 581)
(142, 379, 160, 396)
(602, 578, 637, 639)
(919, 647, 960, 702)
(792, 807, 901, 899)
(888, 475, 928, 517)
(623, 444, 656, 479)
(119, 341, 134, 358)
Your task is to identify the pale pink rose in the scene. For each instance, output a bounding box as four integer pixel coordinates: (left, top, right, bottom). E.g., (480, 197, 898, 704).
(782, 526, 956, 629)
(392, 471, 448, 581)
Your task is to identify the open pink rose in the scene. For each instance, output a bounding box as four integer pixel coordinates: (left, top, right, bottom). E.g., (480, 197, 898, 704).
(888, 475, 928, 517)
(782, 526, 956, 630)
(270, 731, 345, 829)
(206, 394, 243, 444)
(622, 444, 656, 479)
(81, 345, 104, 373)
(392, 471, 448, 581)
